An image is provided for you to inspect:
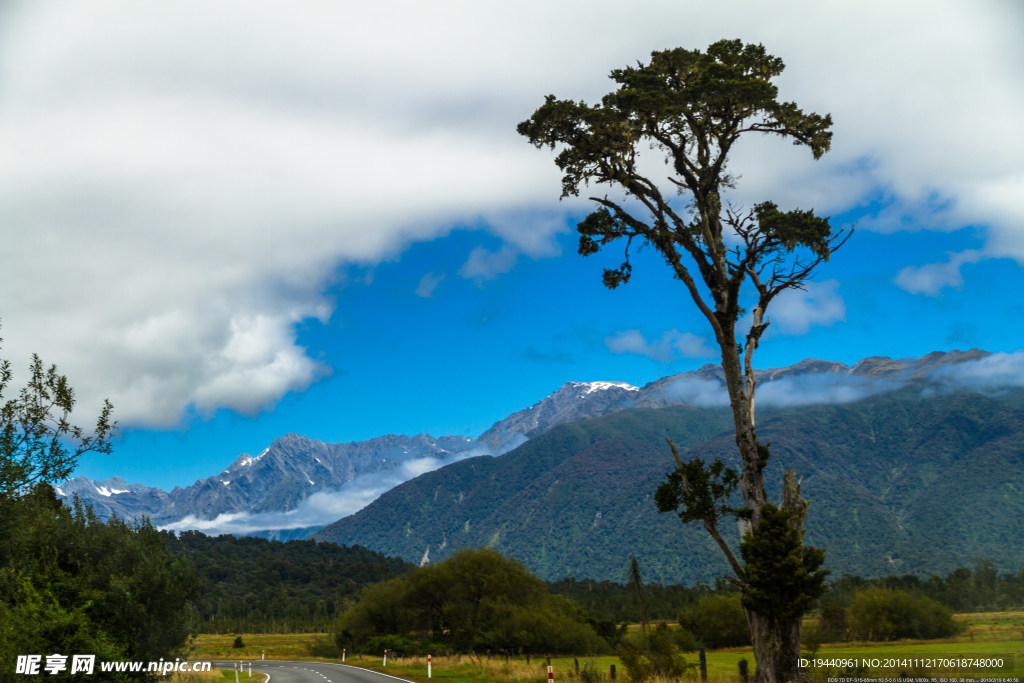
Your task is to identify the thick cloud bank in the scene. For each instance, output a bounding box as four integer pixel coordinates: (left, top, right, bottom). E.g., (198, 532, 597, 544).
(1, 0, 1021, 425)
(661, 351, 1024, 409)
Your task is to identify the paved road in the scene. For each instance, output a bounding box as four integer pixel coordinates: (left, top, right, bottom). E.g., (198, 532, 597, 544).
(213, 660, 413, 683)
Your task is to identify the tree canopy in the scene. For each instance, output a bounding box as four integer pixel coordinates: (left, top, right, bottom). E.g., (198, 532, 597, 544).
(335, 548, 606, 654)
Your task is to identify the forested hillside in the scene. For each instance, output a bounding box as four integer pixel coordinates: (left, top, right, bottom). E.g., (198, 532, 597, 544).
(317, 388, 1024, 582)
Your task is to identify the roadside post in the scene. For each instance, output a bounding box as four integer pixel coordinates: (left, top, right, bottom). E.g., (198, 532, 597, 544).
(342, 649, 346, 662)
(383, 649, 388, 667)
(427, 654, 432, 678)
(547, 664, 554, 681)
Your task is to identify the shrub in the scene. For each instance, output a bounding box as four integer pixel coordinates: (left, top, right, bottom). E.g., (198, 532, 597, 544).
(678, 594, 750, 649)
(617, 624, 694, 682)
(846, 588, 962, 641)
(817, 601, 848, 641)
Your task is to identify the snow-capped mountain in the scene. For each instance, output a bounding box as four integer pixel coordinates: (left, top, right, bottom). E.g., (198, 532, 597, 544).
(57, 349, 994, 536)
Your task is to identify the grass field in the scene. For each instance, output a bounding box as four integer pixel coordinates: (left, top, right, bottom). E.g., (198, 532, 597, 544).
(167, 669, 268, 683)
(188, 632, 337, 660)
(190, 612, 1024, 681)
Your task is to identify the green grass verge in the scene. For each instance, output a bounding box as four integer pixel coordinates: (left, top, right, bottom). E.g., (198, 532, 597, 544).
(189, 612, 1024, 681)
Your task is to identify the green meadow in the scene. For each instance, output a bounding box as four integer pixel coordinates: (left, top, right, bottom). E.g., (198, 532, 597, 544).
(191, 612, 1024, 681)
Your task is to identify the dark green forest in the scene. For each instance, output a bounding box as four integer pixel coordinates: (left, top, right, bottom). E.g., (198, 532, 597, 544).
(166, 532, 1024, 640)
(0, 486, 195, 681)
(163, 531, 409, 633)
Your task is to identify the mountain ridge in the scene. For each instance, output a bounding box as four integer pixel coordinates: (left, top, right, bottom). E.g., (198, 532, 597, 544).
(57, 348, 1000, 536)
(314, 386, 1024, 583)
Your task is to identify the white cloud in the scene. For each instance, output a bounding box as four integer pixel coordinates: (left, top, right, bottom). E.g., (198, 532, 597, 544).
(415, 272, 446, 298)
(894, 250, 984, 296)
(0, 0, 1019, 425)
(767, 281, 846, 336)
(756, 374, 900, 408)
(606, 329, 716, 362)
(658, 376, 729, 407)
(928, 351, 1024, 393)
(459, 245, 519, 283)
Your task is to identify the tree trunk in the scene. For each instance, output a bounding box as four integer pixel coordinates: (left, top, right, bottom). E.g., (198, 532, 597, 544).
(745, 609, 802, 683)
(719, 335, 811, 682)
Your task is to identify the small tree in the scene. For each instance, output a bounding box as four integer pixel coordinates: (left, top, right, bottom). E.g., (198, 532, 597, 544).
(1, 329, 115, 498)
(520, 40, 847, 682)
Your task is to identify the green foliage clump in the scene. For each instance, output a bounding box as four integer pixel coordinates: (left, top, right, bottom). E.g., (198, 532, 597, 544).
(1, 335, 195, 674)
(678, 594, 750, 649)
(336, 548, 606, 654)
(0, 485, 196, 674)
(739, 504, 828, 621)
(845, 588, 963, 641)
(616, 624, 695, 682)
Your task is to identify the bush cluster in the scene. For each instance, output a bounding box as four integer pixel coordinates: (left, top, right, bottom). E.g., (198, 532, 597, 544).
(335, 548, 607, 654)
(812, 588, 962, 642)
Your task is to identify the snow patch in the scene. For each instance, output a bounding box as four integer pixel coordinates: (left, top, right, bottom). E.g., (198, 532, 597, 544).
(109, 488, 129, 495)
(94, 486, 111, 497)
(575, 381, 639, 395)
(55, 486, 65, 496)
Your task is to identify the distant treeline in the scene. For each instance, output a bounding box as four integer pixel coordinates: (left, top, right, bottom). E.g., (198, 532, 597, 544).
(550, 559, 1024, 624)
(163, 531, 410, 633)
(164, 531, 1024, 635)
(824, 560, 1024, 613)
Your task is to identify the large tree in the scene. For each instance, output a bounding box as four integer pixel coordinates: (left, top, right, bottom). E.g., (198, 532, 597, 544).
(519, 40, 847, 682)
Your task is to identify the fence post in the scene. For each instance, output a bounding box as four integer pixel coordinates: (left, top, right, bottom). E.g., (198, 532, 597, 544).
(699, 648, 707, 682)
(610, 664, 616, 680)
(574, 658, 579, 674)
(739, 658, 749, 683)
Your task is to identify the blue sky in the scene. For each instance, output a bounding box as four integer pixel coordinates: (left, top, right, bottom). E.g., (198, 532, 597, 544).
(1, 1, 1022, 491)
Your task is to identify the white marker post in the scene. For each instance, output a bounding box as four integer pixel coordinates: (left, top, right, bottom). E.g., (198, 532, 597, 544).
(548, 664, 554, 682)
(383, 650, 388, 667)
(342, 649, 346, 662)
(248, 663, 252, 678)
(428, 655, 432, 679)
